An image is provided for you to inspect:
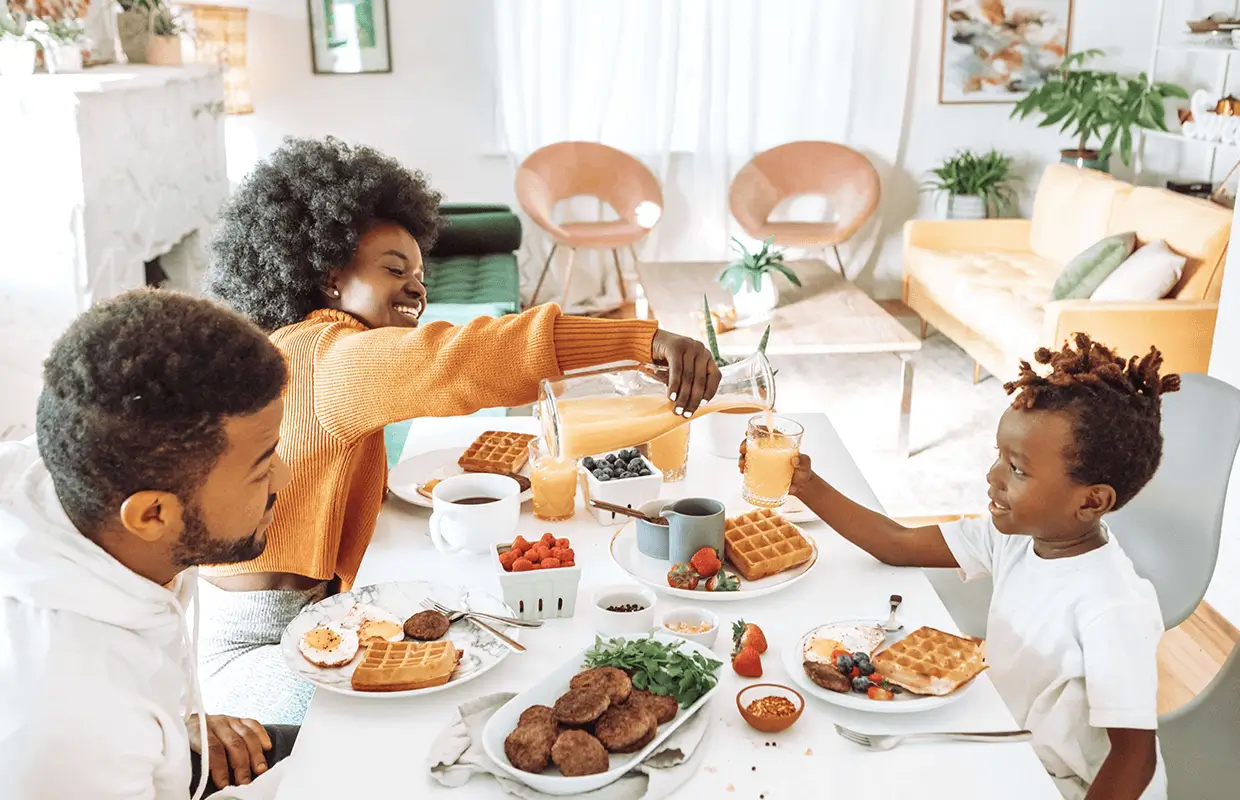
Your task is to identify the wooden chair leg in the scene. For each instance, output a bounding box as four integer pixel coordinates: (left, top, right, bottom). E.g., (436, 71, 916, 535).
(559, 248, 578, 309)
(529, 243, 557, 307)
(973, 361, 982, 385)
(612, 248, 628, 303)
(920, 319, 929, 340)
(832, 245, 846, 279)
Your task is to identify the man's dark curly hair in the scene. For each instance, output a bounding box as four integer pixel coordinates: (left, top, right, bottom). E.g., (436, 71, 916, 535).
(36, 290, 287, 540)
(205, 136, 442, 331)
(1003, 332, 1180, 510)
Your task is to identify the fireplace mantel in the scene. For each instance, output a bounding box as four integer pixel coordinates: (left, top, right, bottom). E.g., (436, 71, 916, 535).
(0, 64, 228, 438)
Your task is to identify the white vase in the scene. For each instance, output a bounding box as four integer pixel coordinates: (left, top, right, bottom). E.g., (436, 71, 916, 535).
(945, 194, 988, 220)
(0, 40, 37, 76)
(46, 43, 84, 73)
(731, 275, 779, 321)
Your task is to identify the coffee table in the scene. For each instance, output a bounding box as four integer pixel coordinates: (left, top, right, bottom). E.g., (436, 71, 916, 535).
(633, 259, 922, 457)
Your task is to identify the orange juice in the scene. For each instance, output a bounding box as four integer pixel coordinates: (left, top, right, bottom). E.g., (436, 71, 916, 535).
(646, 423, 691, 481)
(742, 416, 804, 508)
(528, 440, 577, 521)
(556, 395, 757, 459)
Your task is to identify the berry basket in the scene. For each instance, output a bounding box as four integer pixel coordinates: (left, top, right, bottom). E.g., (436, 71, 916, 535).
(494, 543, 582, 620)
(581, 449, 663, 526)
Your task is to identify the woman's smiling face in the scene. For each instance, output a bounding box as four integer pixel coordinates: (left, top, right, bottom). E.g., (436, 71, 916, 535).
(324, 220, 426, 329)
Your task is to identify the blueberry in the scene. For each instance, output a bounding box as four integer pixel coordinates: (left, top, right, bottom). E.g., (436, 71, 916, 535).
(853, 652, 871, 667)
(597, 472, 612, 481)
(582, 457, 597, 470)
(851, 676, 870, 693)
(628, 459, 644, 471)
(889, 685, 903, 694)
(591, 468, 604, 478)
(858, 661, 875, 676)
(619, 471, 634, 479)
(835, 653, 854, 674)
(638, 468, 652, 476)
(621, 449, 638, 459)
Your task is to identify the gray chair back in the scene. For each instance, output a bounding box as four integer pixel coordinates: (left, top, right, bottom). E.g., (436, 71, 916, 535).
(1159, 635, 1240, 799)
(927, 372, 1240, 636)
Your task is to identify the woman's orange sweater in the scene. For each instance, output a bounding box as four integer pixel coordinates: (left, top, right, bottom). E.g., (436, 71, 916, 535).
(200, 304, 657, 589)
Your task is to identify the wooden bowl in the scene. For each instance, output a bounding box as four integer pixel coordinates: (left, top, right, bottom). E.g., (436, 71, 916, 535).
(736, 683, 805, 733)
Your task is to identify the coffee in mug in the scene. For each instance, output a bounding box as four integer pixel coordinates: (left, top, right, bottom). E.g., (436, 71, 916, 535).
(430, 474, 520, 554)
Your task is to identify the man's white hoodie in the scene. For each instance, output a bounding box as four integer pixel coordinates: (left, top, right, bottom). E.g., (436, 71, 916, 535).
(0, 439, 282, 800)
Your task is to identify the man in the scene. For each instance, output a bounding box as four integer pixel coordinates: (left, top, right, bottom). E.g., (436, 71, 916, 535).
(0, 289, 296, 799)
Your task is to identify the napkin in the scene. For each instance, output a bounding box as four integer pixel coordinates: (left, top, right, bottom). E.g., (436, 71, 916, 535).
(428, 692, 711, 800)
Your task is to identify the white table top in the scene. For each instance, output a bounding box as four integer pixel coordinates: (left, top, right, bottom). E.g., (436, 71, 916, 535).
(276, 413, 1058, 799)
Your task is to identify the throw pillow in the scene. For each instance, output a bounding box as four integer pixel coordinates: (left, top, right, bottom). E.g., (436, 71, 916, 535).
(1090, 239, 1186, 302)
(1050, 232, 1138, 301)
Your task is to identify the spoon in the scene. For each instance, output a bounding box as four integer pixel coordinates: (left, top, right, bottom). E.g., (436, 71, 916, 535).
(882, 594, 904, 633)
(589, 499, 668, 525)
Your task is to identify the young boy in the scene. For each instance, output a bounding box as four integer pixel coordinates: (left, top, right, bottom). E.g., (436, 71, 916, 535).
(760, 333, 1176, 800)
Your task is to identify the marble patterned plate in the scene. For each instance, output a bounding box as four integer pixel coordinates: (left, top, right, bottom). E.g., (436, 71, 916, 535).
(280, 581, 518, 698)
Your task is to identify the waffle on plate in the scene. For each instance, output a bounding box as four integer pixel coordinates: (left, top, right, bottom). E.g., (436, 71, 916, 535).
(350, 640, 460, 692)
(723, 508, 814, 581)
(872, 626, 987, 696)
(458, 431, 536, 475)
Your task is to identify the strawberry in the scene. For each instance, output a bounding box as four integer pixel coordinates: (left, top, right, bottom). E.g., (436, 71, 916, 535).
(731, 645, 763, 678)
(555, 537, 570, 548)
(667, 562, 700, 590)
(705, 571, 740, 592)
(511, 558, 535, 572)
(540, 533, 556, 547)
(867, 685, 894, 701)
(689, 547, 721, 578)
(540, 557, 562, 569)
(732, 620, 768, 655)
(512, 536, 532, 553)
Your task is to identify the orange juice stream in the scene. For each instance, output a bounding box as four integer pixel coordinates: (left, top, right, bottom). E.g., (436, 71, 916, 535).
(556, 395, 758, 459)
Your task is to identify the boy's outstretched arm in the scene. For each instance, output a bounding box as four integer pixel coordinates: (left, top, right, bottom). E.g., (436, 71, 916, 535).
(740, 445, 958, 568)
(1085, 729, 1157, 800)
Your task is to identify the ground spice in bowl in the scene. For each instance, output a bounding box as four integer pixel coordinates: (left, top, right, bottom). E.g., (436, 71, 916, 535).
(736, 683, 805, 733)
(745, 695, 798, 719)
(606, 603, 645, 613)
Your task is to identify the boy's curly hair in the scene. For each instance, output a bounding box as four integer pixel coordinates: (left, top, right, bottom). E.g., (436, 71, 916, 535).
(206, 136, 442, 331)
(1003, 332, 1180, 509)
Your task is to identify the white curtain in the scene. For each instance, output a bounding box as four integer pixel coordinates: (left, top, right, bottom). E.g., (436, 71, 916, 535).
(494, 0, 916, 312)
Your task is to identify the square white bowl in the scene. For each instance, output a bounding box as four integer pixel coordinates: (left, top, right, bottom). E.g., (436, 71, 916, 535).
(495, 544, 582, 620)
(581, 451, 662, 526)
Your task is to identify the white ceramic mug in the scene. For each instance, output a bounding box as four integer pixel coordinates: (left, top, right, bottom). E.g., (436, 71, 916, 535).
(429, 473, 521, 554)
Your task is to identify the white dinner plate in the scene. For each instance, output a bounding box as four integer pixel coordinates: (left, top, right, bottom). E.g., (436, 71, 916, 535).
(782, 618, 978, 713)
(483, 633, 722, 796)
(608, 519, 818, 602)
(280, 581, 517, 698)
(389, 447, 533, 508)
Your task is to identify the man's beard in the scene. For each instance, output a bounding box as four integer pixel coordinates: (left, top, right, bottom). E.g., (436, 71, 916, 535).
(171, 498, 270, 568)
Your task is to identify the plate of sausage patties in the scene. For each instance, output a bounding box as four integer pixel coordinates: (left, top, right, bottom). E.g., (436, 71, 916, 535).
(483, 633, 723, 795)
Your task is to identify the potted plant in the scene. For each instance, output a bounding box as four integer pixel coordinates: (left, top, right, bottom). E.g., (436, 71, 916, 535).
(923, 149, 1018, 220)
(146, 4, 184, 66)
(35, 16, 89, 74)
(717, 236, 801, 321)
(0, 10, 41, 76)
(1011, 49, 1189, 173)
(116, 0, 160, 64)
(699, 295, 774, 457)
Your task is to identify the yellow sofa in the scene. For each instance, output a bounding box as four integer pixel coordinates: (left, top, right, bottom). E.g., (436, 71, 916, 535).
(902, 163, 1231, 380)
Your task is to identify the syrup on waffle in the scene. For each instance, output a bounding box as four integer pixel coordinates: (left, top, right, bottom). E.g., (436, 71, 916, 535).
(723, 508, 814, 581)
(350, 640, 460, 692)
(872, 626, 987, 696)
(458, 431, 536, 475)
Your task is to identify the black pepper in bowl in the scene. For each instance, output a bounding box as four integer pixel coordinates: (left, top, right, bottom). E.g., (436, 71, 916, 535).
(606, 604, 645, 613)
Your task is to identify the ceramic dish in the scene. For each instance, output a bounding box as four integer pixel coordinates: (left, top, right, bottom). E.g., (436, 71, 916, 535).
(591, 585, 658, 636)
(608, 520, 818, 602)
(658, 606, 719, 648)
(280, 581, 517, 698)
(482, 633, 722, 795)
(389, 447, 533, 508)
(736, 683, 805, 733)
(781, 618, 978, 714)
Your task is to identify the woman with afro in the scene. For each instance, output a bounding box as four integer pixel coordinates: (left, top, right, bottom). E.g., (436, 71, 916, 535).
(746, 333, 1176, 799)
(199, 137, 722, 724)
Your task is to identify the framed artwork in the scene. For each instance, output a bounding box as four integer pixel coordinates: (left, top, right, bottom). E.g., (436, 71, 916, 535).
(938, 0, 1073, 105)
(307, 0, 391, 75)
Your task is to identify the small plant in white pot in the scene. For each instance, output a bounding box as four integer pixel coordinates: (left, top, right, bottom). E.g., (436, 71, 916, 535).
(923, 149, 1018, 220)
(0, 10, 42, 77)
(699, 295, 775, 457)
(717, 236, 801, 321)
(35, 16, 89, 74)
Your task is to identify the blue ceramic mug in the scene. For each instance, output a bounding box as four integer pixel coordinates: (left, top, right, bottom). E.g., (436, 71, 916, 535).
(664, 497, 726, 565)
(635, 499, 672, 560)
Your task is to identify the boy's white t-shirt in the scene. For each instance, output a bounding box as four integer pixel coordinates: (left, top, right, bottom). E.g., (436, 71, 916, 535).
(940, 516, 1166, 800)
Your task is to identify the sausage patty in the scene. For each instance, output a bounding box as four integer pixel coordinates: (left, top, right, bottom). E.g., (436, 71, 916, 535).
(403, 610, 450, 641)
(804, 660, 851, 693)
(518, 705, 558, 731)
(551, 730, 610, 777)
(553, 688, 610, 727)
(626, 688, 679, 725)
(504, 722, 558, 773)
(593, 704, 658, 754)
(569, 666, 633, 706)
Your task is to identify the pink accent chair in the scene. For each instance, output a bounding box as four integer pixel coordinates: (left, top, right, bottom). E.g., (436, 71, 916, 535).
(729, 141, 881, 276)
(515, 142, 663, 306)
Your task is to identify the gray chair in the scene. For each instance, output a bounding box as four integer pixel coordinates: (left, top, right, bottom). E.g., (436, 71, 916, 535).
(926, 373, 1240, 636)
(1160, 639, 1240, 799)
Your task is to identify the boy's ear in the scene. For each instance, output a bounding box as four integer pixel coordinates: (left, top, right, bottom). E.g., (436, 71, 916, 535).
(1078, 484, 1116, 521)
(321, 270, 343, 301)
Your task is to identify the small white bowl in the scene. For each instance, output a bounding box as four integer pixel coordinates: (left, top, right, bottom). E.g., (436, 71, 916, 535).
(659, 606, 720, 648)
(591, 585, 658, 637)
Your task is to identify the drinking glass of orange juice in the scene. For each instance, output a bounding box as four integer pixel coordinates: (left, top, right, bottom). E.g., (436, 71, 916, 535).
(529, 439, 578, 521)
(645, 424, 691, 481)
(741, 415, 803, 508)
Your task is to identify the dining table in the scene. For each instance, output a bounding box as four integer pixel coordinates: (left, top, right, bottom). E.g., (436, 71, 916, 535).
(273, 412, 1061, 798)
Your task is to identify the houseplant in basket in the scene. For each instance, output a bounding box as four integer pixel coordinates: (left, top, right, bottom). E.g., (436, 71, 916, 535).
(35, 15, 89, 74)
(923, 149, 1018, 219)
(717, 236, 801, 321)
(116, 0, 154, 63)
(146, 3, 183, 66)
(0, 9, 42, 76)
(1011, 49, 1188, 173)
(700, 295, 774, 457)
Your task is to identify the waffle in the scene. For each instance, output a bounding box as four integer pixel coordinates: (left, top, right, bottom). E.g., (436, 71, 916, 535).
(458, 431, 535, 475)
(350, 640, 459, 692)
(872, 626, 987, 696)
(723, 508, 814, 581)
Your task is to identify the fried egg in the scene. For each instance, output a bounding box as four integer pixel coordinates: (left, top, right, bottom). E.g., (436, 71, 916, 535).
(342, 603, 406, 644)
(803, 622, 887, 664)
(299, 624, 360, 668)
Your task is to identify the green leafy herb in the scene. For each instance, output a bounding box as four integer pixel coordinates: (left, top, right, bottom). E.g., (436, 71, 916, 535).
(583, 636, 722, 708)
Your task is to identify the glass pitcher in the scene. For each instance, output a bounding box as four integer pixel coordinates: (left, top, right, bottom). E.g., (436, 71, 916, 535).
(538, 351, 775, 459)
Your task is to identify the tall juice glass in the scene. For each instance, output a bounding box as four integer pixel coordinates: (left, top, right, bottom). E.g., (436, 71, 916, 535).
(742, 415, 803, 508)
(645, 423, 691, 481)
(528, 440, 577, 522)
(538, 351, 774, 460)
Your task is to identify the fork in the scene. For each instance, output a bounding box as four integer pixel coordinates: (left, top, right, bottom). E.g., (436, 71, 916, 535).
(423, 598, 543, 629)
(418, 598, 526, 653)
(834, 723, 1031, 751)
(882, 594, 904, 633)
